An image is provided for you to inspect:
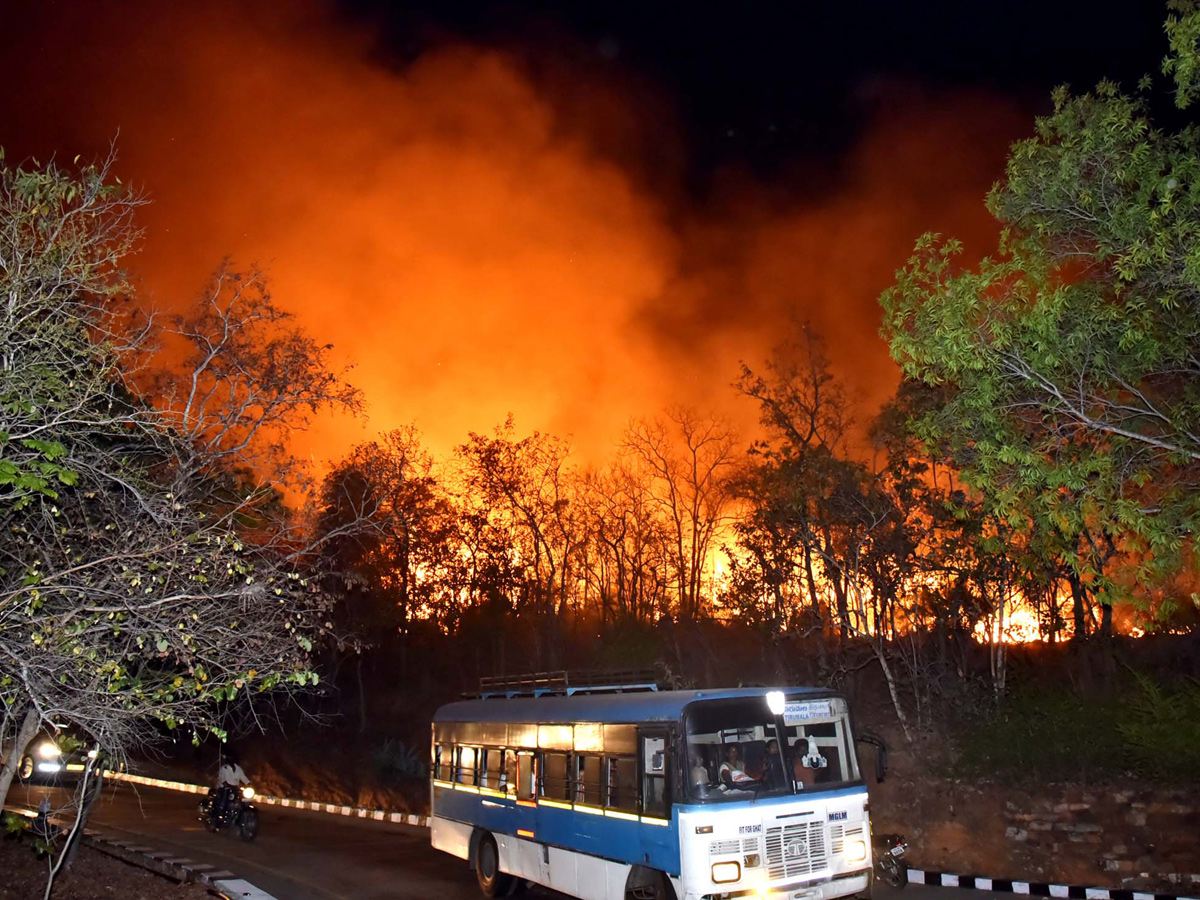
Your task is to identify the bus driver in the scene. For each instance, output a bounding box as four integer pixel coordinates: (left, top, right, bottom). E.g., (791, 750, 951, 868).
(718, 744, 756, 789)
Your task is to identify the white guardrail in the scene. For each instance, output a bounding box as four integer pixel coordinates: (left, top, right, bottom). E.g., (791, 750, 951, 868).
(104, 770, 431, 828)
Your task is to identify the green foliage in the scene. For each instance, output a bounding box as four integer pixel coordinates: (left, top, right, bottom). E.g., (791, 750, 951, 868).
(1118, 672, 1200, 778)
(1164, 1, 1200, 108)
(372, 737, 427, 783)
(951, 688, 1126, 783)
(880, 30, 1200, 609)
(951, 677, 1200, 784)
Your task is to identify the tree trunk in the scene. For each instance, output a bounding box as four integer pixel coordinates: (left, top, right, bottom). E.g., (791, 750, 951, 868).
(1069, 573, 1088, 641)
(872, 640, 912, 743)
(0, 707, 40, 813)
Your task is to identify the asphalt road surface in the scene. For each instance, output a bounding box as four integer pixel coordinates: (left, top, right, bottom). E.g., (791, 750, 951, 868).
(10, 781, 1007, 900)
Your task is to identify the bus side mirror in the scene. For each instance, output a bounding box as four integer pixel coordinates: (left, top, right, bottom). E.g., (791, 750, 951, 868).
(856, 733, 888, 784)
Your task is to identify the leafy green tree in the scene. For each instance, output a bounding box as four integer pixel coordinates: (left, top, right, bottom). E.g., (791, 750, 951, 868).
(881, 22, 1200, 619)
(0, 152, 356, 813)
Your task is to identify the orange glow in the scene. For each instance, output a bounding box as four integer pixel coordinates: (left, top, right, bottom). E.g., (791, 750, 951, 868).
(0, 2, 1024, 475)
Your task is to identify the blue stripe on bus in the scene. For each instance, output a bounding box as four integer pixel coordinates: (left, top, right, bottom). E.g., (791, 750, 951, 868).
(432, 786, 680, 876)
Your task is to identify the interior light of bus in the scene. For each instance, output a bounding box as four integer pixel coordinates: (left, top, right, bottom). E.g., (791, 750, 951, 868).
(712, 861, 741, 883)
(695, 824, 713, 834)
(765, 691, 786, 715)
(845, 839, 868, 862)
(640, 816, 670, 826)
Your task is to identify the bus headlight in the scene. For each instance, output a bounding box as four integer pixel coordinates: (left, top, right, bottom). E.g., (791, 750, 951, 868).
(36, 741, 61, 760)
(712, 861, 741, 883)
(241, 786, 256, 800)
(846, 839, 868, 862)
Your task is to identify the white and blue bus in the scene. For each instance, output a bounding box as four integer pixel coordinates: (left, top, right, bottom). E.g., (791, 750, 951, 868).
(430, 676, 874, 900)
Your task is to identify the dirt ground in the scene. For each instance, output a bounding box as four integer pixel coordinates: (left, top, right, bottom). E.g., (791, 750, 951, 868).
(0, 838, 211, 900)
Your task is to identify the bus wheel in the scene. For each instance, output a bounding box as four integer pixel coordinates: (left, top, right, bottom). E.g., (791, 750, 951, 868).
(625, 868, 676, 900)
(475, 834, 513, 898)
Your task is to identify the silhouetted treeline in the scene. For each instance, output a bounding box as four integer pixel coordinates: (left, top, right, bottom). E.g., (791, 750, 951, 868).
(313, 328, 1198, 739)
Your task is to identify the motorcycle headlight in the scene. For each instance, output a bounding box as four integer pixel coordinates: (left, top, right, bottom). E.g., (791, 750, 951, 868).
(36, 741, 61, 760)
(846, 839, 868, 862)
(241, 786, 256, 800)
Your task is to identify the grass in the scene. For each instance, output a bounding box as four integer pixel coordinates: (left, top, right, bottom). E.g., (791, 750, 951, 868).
(950, 674, 1200, 784)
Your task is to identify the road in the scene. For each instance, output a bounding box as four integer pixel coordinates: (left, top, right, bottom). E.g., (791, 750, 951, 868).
(10, 781, 1006, 900)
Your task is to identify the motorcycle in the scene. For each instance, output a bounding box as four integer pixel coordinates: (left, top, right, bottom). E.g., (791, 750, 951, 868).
(199, 784, 260, 841)
(873, 832, 909, 889)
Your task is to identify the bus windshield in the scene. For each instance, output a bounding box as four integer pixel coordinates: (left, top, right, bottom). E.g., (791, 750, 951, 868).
(684, 694, 859, 802)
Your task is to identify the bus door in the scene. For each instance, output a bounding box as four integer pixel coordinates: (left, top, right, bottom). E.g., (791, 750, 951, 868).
(638, 725, 675, 867)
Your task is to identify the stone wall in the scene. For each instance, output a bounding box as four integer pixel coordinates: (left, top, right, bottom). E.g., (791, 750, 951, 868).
(871, 777, 1200, 892)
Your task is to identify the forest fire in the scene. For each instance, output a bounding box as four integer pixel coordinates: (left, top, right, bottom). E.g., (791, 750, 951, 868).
(0, 1, 1021, 473)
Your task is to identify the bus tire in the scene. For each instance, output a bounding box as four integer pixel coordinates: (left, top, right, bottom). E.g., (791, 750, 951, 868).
(475, 834, 513, 898)
(624, 867, 676, 900)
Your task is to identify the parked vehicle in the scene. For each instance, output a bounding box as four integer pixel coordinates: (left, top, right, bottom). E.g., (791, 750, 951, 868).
(199, 784, 260, 841)
(5, 728, 94, 784)
(431, 671, 880, 900)
(873, 833, 909, 888)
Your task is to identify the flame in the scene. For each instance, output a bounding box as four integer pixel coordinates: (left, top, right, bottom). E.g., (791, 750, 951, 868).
(0, 1, 1023, 473)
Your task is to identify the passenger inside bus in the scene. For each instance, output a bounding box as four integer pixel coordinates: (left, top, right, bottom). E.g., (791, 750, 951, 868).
(764, 739, 787, 789)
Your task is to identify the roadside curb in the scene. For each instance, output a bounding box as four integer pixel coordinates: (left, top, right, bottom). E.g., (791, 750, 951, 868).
(910, 868, 1200, 900)
(105, 770, 431, 828)
(4, 803, 282, 900)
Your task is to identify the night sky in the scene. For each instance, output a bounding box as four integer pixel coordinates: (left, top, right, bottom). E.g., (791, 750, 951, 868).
(338, 0, 1169, 181)
(0, 1, 1174, 463)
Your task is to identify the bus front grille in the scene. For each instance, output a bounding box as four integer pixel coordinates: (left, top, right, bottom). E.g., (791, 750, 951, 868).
(764, 821, 827, 882)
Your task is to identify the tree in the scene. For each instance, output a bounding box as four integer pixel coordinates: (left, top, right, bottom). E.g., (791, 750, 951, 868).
(455, 419, 582, 664)
(0, 151, 356, 820)
(623, 408, 737, 620)
(881, 26, 1200, 619)
(317, 427, 461, 724)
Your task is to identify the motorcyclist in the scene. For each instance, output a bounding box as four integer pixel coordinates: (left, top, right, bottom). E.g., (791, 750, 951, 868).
(213, 748, 250, 822)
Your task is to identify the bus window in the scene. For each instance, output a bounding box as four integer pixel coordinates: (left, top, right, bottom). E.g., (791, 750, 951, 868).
(505, 750, 519, 796)
(607, 756, 637, 812)
(603, 724, 636, 755)
(641, 734, 669, 818)
(577, 755, 603, 805)
(457, 746, 479, 785)
(436, 743, 453, 781)
(485, 747, 505, 789)
(516, 751, 536, 801)
(541, 751, 571, 801)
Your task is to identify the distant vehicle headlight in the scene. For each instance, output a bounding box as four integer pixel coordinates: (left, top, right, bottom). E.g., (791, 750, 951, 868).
(36, 741, 61, 760)
(846, 839, 868, 862)
(241, 786, 256, 800)
(712, 861, 741, 883)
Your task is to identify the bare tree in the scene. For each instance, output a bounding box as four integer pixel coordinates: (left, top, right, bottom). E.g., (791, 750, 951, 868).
(623, 408, 738, 619)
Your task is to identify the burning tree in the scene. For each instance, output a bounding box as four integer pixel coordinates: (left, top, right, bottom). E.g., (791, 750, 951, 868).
(881, 16, 1200, 624)
(0, 150, 360, 815)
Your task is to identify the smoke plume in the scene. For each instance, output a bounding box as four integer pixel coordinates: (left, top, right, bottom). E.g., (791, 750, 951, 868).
(0, 2, 1024, 466)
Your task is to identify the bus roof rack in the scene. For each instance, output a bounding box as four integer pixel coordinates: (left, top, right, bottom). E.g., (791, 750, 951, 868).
(477, 669, 660, 699)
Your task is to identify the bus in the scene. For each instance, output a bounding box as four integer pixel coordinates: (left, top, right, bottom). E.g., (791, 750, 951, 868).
(430, 674, 875, 900)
